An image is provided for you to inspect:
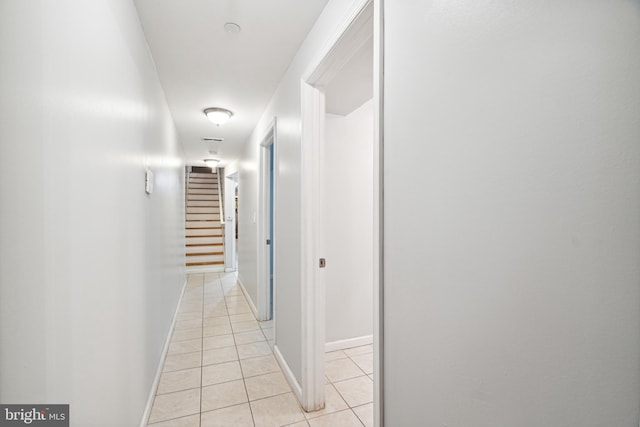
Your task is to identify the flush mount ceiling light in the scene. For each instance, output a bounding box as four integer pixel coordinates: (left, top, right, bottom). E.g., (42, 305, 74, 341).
(204, 108, 233, 126)
(204, 158, 220, 169)
(224, 22, 241, 33)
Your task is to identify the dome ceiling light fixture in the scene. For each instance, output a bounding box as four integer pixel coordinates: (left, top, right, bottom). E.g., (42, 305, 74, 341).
(204, 158, 220, 170)
(224, 22, 241, 34)
(204, 107, 233, 126)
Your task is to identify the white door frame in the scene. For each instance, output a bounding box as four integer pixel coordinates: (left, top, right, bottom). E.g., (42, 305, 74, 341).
(300, 1, 383, 424)
(258, 118, 277, 321)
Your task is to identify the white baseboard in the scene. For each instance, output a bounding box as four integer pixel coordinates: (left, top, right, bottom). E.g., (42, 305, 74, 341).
(273, 345, 303, 404)
(237, 277, 258, 318)
(325, 335, 373, 353)
(139, 279, 187, 427)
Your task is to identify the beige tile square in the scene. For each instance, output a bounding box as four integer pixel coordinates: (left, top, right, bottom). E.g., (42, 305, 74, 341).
(204, 301, 227, 311)
(282, 422, 310, 427)
(204, 292, 225, 300)
(232, 320, 260, 333)
(168, 339, 202, 356)
(333, 376, 373, 407)
(324, 358, 365, 383)
(203, 316, 231, 327)
(203, 346, 238, 366)
(174, 318, 203, 330)
(202, 360, 243, 386)
(148, 388, 200, 424)
(163, 351, 201, 372)
(250, 393, 305, 427)
(178, 303, 203, 315)
(307, 409, 363, 427)
(205, 300, 227, 311)
(234, 329, 266, 345)
(201, 403, 254, 427)
(147, 413, 199, 427)
(224, 289, 244, 297)
(201, 379, 248, 412)
(204, 308, 229, 318)
(304, 384, 348, 419)
(203, 334, 235, 350)
(225, 295, 247, 303)
(245, 371, 291, 400)
(171, 327, 202, 343)
(237, 341, 272, 360)
(176, 311, 202, 322)
(203, 324, 233, 337)
(240, 354, 280, 378)
(350, 353, 373, 375)
(229, 313, 256, 324)
(352, 403, 374, 427)
(157, 367, 201, 394)
(261, 328, 274, 340)
(227, 305, 252, 315)
(324, 350, 347, 362)
(344, 345, 372, 357)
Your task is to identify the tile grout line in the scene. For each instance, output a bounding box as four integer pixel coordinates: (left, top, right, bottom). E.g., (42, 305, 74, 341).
(229, 281, 257, 427)
(199, 272, 206, 427)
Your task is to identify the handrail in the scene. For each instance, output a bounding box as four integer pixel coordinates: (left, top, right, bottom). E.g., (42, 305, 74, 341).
(216, 168, 225, 225)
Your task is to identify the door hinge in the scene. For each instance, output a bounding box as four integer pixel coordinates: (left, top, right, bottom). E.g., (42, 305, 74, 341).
(319, 258, 326, 268)
(266, 239, 271, 245)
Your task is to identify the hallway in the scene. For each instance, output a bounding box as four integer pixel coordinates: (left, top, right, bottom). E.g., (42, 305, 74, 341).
(146, 273, 373, 427)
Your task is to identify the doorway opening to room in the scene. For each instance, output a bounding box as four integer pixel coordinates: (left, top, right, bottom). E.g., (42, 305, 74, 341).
(300, 0, 382, 424)
(258, 120, 277, 321)
(224, 171, 239, 272)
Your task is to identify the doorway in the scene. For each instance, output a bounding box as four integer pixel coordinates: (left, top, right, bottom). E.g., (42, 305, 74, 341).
(300, 0, 382, 424)
(224, 171, 239, 272)
(258, 120, 277, 321)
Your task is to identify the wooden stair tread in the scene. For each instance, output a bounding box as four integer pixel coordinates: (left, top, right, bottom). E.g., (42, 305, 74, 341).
(186, 261, 225, 266)
(186, 251, 224, 256)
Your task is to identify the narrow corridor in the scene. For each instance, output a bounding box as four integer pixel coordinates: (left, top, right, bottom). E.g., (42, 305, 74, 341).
(146, 273, 373, 426)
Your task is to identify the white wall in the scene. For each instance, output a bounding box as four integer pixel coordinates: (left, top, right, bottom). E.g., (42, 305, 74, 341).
(383, 1, 640, 426)
(324, 100, 373, 344)
(237, 0, 368, 385)
(0, 1, 185, 425)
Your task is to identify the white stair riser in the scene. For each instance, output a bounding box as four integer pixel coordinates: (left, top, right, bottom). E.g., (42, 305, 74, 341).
(189, 173, 217, 178)
(186, 246, 224, 254)
(187, 201, 220, 207)
(186, 221, 219, 229)
(186, 229, 223, 237)
(187, 207, 219, 214)
(186, 254, 224, 263)
(187, 194, 218, 200)
(189, 183, 218, 189)
(189, 178, 217, 184)
(187, 189, 217, 194)
(187, 214, 221, 221)
(186, 236, 223, 245)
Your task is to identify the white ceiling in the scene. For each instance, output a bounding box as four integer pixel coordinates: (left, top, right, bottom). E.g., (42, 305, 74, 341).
(134, 0, 329, 167)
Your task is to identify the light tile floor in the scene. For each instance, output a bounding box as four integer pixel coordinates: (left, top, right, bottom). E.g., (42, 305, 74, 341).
(147, 272, 373, 427)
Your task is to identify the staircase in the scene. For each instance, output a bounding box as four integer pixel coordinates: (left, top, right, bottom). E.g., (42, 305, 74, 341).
(185, 170, 225, 270)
